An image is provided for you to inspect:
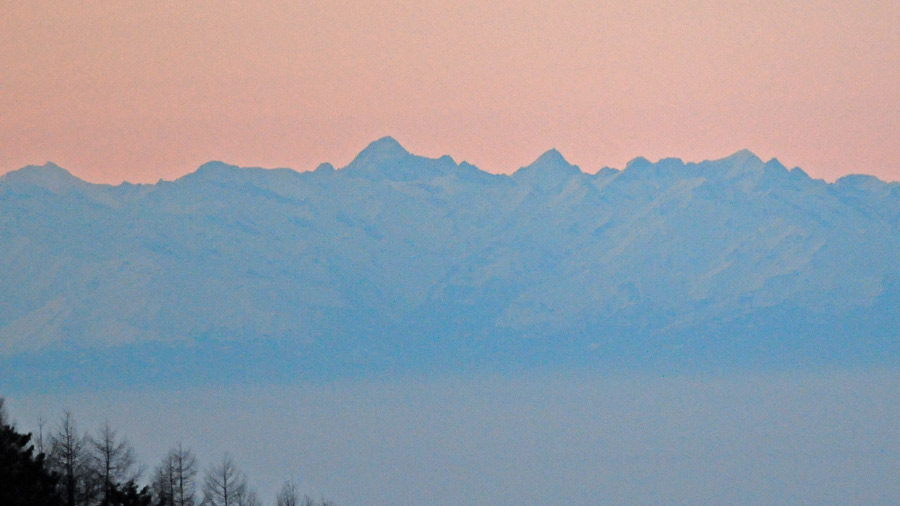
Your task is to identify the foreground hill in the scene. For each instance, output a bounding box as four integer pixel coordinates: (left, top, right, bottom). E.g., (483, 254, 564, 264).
(2, 138, 899, 389)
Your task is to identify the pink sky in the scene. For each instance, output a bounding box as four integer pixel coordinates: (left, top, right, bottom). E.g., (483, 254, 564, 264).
(2, 1, 898, 183)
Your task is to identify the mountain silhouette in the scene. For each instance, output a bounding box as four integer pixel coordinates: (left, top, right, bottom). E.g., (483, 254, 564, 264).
(2, 138, 899, 390)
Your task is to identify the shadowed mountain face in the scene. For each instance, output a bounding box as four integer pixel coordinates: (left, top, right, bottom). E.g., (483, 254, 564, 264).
(2, 138, 899, 390)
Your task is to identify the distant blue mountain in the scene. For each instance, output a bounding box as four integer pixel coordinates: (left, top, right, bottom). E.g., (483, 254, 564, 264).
(2, 138, 899, 391)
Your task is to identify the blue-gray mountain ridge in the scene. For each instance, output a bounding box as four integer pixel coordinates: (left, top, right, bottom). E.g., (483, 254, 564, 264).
(2, 137, 899, 390)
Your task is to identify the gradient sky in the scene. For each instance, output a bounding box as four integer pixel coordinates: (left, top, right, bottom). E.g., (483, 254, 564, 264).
(2, 1, 898, 184)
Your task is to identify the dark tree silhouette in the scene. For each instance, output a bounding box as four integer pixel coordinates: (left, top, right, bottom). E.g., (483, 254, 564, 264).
(48, 411, 96, 506)
(275, 479, 299, 506)
(152, 443, 197, 506)
(0, 398, 64, 506)
(90, 421, 141, 506)
(107, 479, 159, 506)
(202, 454, 259, 506)
(2, 400, 337, 506)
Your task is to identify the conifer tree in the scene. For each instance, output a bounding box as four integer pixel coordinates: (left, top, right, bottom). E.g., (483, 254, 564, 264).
(90, 421, 141, 506)
(152, 443, 197, 506)
(202, 454, 260, 506)
(275, 479, 299, 506)
(49, 411, 94, 506)
(0, 398, 64, 506)
(107, 479, 158, 506)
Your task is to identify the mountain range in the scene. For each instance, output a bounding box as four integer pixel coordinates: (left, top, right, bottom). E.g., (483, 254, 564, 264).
(2, 137, 899, 391)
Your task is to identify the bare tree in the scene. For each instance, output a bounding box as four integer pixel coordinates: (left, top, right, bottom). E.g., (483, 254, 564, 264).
(172, 443, 198, 506)
(153, 443, 197, 506)
(48, 411, 93, 506)
(203, 454, 258, 506)
(295, 494, 336, 506)
(152, 451, 177, 506)
(90, 421, 141, 506)
(275, 480, 299, 506)
(235, 487, 261, 506)
(37, 416, 46, 455)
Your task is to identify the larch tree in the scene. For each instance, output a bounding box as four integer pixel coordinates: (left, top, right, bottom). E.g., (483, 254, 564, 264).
(151, 451, 176, 506)
(48, 411, 93, 506)
(89, 422, 141, 506)
(275, 479, 299, 506)
(202, 454, 259, 506)
(152, 443, 197, 506)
